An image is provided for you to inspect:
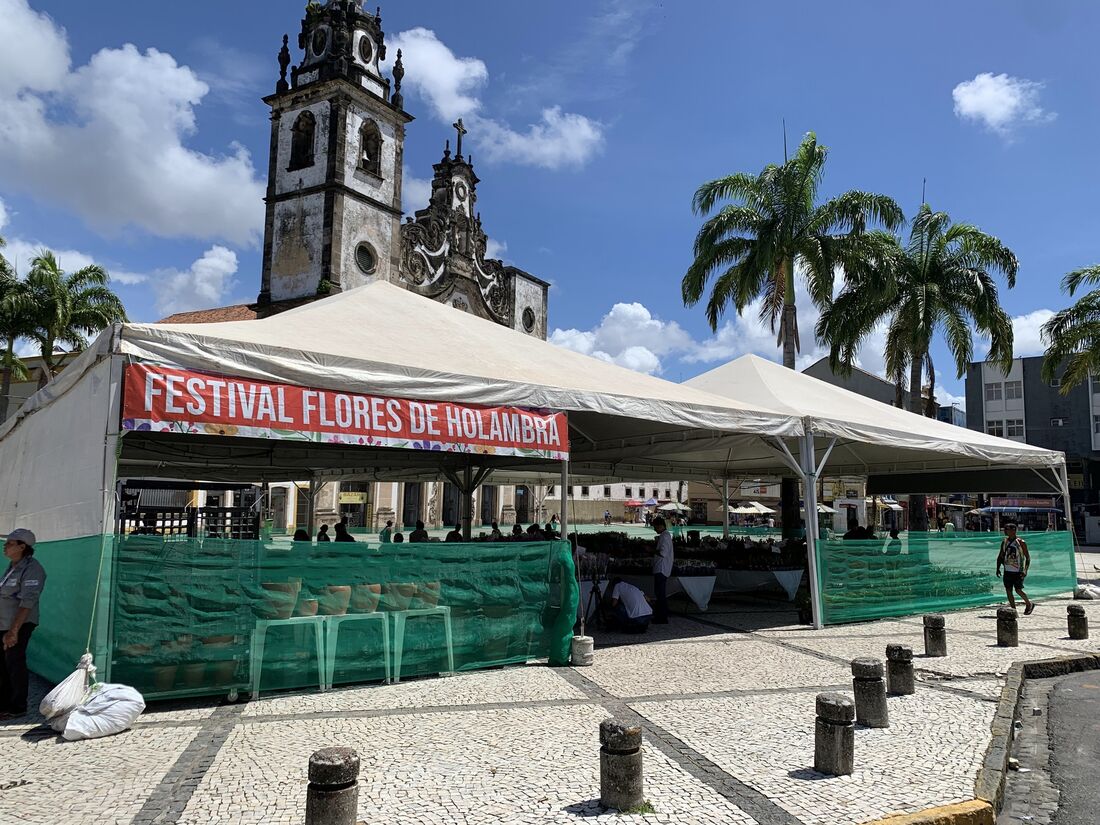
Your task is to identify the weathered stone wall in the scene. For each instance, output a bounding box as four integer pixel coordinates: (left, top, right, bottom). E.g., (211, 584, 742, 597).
(274, 101, 330, 196)
(513, 274, 548, 340)
(269, 193, 325, 301)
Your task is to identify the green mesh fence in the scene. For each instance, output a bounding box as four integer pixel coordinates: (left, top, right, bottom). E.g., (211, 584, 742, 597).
(29, 535, 577, 699)
(817, 531, 1077, 624)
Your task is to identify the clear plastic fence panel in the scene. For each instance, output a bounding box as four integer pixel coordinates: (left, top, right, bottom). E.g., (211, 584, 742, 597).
(93, 535, 575, 699)
(816, 531, 1077, 625)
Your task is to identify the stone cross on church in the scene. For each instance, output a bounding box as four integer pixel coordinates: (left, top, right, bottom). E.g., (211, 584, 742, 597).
(256, 0, 548, 339)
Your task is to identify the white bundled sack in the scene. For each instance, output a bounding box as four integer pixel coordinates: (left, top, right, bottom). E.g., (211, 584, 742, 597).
(1074, 583, 1100, 600)
(40, 653, 96, 732)
(61, 683, 145, 741)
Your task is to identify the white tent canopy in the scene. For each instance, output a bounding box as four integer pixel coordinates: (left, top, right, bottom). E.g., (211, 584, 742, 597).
(729, 501, 775, 515)
(0, 282, 806, 540)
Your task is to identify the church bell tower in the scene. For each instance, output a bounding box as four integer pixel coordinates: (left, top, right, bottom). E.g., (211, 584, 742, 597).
(259, 1, 413, 304)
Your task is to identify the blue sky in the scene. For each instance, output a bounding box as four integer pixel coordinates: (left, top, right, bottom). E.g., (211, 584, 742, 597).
(1, 0, 1096, 407)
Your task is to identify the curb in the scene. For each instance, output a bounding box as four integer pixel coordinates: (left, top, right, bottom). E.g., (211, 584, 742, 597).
(974, 652, 1100, 809)
(859, 800, 992, 825)
(863, 652, 1100, 825)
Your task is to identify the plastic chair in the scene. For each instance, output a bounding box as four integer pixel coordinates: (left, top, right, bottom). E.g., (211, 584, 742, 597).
(323, 612, 391, 689)
(250, 615, 325, 699)
(390, 606, 455, 683)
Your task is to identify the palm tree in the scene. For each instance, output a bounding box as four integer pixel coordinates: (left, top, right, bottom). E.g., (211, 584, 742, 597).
(1040, 266, 1100, 392)
(682, 131, 904, 533)
(0, 237, 34, 421)
(682, 131, 904, 366)
(27, 251, 127, 385)
(817, 203, 1018, 530)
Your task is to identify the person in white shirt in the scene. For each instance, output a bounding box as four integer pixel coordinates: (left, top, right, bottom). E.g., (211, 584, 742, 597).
(606, 578, 652, 633)
(651, 516, 673, 623)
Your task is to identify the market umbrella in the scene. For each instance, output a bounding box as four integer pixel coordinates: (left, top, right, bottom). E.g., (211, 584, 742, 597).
(657, 502, 690, 512)
(643, 498, 658, 506)
(625, 499, 643, 507)
(729, 501, 775, 514)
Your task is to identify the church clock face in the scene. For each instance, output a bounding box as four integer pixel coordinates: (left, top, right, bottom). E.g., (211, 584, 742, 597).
(358, 35, 374, 65)
(311, 27, 329, 57)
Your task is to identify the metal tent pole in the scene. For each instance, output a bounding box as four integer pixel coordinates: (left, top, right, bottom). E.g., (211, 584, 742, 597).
(559, 461, 569, 537)
(722, 478, 730, 539)
(462, 465, 474, 540)
(800, 430, 825, 630)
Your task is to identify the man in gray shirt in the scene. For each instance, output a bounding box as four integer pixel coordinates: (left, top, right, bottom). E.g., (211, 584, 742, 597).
(1, 528, 47, 719)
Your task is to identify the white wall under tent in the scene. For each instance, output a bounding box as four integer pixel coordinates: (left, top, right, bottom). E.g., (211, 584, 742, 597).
(0, 281, 1071, 634)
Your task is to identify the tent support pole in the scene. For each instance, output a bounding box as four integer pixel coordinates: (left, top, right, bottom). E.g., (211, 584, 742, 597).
(96, 349, 125, 681)
(560, 460, 569, 539)
(305, 475, 315, 534)
(800, 428, 825, 630)
(722, 479, 730, 539)
(462, 465, 474, 540)
(1058, 462, 1075, 545)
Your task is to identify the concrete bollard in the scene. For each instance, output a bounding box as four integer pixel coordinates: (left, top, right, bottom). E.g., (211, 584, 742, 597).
(599, 720, 643, 811)
(923, 614, 947, 657)
(996, 607, 1019, 647)
(814, 693, 855, 776)
(851, 658, 889, 728)
(885, 645, 915, 696)
(1068, 604, 1089, 640)
(305, 748, 360, 825)
(572, 635, 594, 667)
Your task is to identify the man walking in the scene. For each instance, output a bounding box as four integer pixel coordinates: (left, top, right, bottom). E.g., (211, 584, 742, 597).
(651, 516, 673, 624)
(1, 529, 46, 720)
(996, 522, 1034, 615)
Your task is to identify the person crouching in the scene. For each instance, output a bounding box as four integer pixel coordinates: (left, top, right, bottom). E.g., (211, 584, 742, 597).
(604, 577, 652, 634)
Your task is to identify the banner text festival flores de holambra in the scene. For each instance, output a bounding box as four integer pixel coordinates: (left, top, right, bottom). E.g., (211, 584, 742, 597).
(120, 363, 569, 460)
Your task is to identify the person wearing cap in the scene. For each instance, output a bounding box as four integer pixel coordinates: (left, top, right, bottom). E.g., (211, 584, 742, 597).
(1, 528, 47, 719)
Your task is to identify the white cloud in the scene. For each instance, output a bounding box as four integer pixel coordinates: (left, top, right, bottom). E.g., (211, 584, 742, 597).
(485, 238, 507, 260)
(935, 389, 966, 411)
(153, 245, 238, 315)
(475, 107, 604, 170)
(952, 72, 1056, 137)
(550, 302, 693, 374)
(389, 27, 487, 122)
(1011, 308, 1055, 357)
(0, 0, 264, 245)
(0, 198, 9, 233)
(388, 28, 603, 170)
(401, 171, 432, 214)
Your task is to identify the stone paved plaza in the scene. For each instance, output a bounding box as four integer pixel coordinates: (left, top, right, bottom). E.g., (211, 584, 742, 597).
(3, 589, 1100, 825)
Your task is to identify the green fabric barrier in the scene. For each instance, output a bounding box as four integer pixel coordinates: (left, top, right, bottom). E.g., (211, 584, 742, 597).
(27, 535, 577, 699)
(816, 531, 1077, 624)
(25, 535, 107, 684)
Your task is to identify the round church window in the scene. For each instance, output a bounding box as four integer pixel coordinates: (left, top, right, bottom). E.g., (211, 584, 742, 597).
(355, 243, 377, 275)
(522, 307, 536, 333)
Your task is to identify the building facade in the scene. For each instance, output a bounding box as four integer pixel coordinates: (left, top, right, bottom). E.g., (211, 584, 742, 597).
(147, 3, 689, 533)
(965, 356, 1095, 507)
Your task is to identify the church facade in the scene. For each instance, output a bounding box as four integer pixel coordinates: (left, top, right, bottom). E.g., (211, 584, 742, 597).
(160, 1, 675, 533)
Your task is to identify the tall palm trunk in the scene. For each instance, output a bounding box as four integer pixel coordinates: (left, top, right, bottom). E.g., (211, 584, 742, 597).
(778, 257, 801, 537)
(907, 354, 929, 532)
(0, 335, 13, 422)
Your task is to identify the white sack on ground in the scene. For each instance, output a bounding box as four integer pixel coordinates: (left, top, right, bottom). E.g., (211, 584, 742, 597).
(61, 683, 145, 741)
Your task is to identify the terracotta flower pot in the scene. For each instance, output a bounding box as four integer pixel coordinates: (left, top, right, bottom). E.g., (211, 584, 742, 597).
(296, 598, 319, 617)
(349, 584, 382, 614)
(319, 585, 352, 616)
(182, 662, 206, 688)
(260, 581, 301, 620)
(209, 660, 236, 685)
(416, 581, 442, 608)
(384, 583, 417, 611)
(153, 664, 178, 693)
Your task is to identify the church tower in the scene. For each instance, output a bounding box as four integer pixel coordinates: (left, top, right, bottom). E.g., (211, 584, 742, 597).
(259, 1, 412, 304)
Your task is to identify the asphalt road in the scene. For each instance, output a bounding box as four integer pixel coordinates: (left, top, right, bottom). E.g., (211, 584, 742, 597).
(1049, 670, 1100, 825)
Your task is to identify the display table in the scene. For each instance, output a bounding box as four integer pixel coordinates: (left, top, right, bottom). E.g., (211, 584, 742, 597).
(579, 573, 717, 614)
(714, 568, 804, 601)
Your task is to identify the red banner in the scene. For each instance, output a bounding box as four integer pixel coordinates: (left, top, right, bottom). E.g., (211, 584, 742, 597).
(121, 363, 569, 460)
